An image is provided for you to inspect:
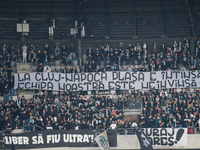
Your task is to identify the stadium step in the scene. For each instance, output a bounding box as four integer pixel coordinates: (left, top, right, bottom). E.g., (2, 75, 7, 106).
(18, 94, 34, 100)
(16, 63, 32, 72)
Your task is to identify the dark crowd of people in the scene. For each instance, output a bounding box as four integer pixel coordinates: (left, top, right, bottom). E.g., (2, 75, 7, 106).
(0, 38, 200, 134)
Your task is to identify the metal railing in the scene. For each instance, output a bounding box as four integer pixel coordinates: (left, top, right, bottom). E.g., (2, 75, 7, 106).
(1, 127, 200, 135)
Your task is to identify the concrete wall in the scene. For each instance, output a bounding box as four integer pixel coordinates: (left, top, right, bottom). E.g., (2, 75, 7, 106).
(27, 134, 200, 150)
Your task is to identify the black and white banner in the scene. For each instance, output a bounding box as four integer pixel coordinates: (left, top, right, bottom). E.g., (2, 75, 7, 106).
(142, 128, 187, 146)
(135, 127, 153, 150)
(14, 71, 200, 91)
(1, 130, 117, 149)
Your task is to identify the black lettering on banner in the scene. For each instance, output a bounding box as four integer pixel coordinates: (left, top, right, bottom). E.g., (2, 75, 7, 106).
(92, 82, 98, 90)
(160, 128, 167, 136)
(84, 82, 91, 90)
(131, 72, 137, 81)
(47, 82, 53, 90)
(48, 73, 54, 81)
(66, 74, 72, 82)
(129, 82, 135, 90)
(121, 81, 128, 88)
(55, 74, 61, 82)
(138, 73, 144, 81)
(160, 137, 168, 145)
(191, 79, 197, 87)
(178, 80, 184, 88)
(24, 73, 30, 81)
(115, 81, 121, 89)
(66, 84, 71, 91)
(180, 71, 184, 78)
(141, 82, 148, 90)
(168, 128, 174, 136)
(167, 80, 174, 87)
(38, 82, 40, 89)
(173, 71, 180, 79)
(149, 82, 155, 89)
(18, 74, 24, 81)
(119, 72, 124, 80)
(101, 72, 107, 81)
(185, 79, 190, 87)
(74, 74, 80, 82)
(153, 129, 159, 136)
(166, 71, 172, 79)
(197, 71, 200, 78)
(108, 82, 114, 90)
(32, 82, 37, 89)
(191, 71, 196, 78)
(41, 82, 46, 89)
(156, 81, 160, 89)
(15, 71, 200, 91)
(145, 128, 152, 136)
(168, 137, 174, 146)
(99, 82, 104, 90)
(161, 80, 166, 89)
(18, 83, 24, 88)
(154, 137, 160, 145)
(112, 72, 118, 80)
(72, 84, 78, 91)
(175, 80, 178, 87)
(58, 83, 65, 91)
(87, 73, 93, 82)
(125, 72, 131, 81)
(78, 83, 83, 91)
(184, 71, 190, 79)
(94, 72, 100, 82)
(35, 73, 41, 81)
(161, 71, 165, 80)
(42, 73, 47, 81)
(150, 72, 156, 81)
(25, 82, 30, 89)
(81, 73, 86, 82)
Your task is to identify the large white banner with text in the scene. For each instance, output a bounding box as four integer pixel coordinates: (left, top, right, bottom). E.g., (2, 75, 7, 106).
(14, 71, 200, 91)
(143, 128, 187, 146)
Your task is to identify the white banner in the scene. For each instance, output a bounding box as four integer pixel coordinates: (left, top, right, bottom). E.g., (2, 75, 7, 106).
(95, 131, 110, 150)
(142, 128, 188, 146)
(14, 70, 200, 91)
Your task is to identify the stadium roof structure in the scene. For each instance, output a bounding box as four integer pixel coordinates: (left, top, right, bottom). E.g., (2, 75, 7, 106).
(0, 0, 200, 39)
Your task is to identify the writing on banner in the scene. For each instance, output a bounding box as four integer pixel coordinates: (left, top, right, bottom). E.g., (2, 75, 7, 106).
(14, 71, 200, 91)
(142, 128, 187, 146)
(1, 130, 117, 149)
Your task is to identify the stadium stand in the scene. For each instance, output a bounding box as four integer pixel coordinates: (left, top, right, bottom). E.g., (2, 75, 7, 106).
(0, 39, 200, 135)
(0, 0, 200, 137)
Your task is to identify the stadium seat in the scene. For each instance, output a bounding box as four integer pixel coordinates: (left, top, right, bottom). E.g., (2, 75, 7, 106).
(51, 66, 56, 72)
(56, 66, 61, 72)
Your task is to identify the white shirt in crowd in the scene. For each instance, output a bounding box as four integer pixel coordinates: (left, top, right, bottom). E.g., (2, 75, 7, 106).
(43, 66, 51, 72)
(22, 46, 27, 53)
(110, 123, 117, 129)
(132, 122, 138, 127)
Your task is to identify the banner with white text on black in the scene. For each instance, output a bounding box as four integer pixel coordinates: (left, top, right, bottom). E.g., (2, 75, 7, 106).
(14, 71, 200, 91)
(1, 130, 117, 149)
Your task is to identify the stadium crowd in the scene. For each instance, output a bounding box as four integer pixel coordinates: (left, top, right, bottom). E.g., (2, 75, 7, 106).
(0, 39, 200, 134)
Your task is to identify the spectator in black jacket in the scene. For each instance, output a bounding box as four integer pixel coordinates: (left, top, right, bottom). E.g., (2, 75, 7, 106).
(3, 85, 9, 102)
(37, 63, 43, 72)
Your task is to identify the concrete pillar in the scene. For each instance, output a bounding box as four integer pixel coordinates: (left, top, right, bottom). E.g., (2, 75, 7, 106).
(190, 38, 194, 62)
(78, 39, 82, 67)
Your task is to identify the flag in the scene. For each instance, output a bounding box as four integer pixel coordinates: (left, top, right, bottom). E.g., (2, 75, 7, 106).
(11, 142, 15, 150)
(95, 131, 110, 150)
(134, 127, 153, 150)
